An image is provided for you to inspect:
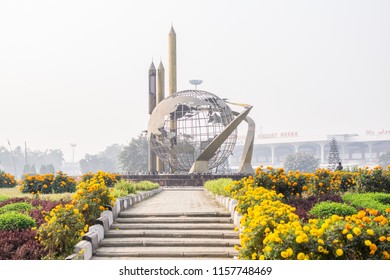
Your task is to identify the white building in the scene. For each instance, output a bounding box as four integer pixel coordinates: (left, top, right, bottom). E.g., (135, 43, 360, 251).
(230, 130, 390, 170)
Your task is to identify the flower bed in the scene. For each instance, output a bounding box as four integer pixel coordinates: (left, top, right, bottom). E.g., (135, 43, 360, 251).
(0, 197, 68, 260)
(221, 166, 390, 260)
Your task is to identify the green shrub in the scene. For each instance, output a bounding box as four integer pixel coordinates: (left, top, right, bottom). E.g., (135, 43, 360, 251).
(0, 212, 36, 230)
(0, 195, 9, 202)
(204, 178, 233, 197)
(112, 188, 128, 198)
(114, 179, 137, 195)
(136, 181, 159, 191)
(37, 204, 87, 259)
(0, 202, 34, 215)
(309, 201, 357, 218)
(342, 192, 390, 213)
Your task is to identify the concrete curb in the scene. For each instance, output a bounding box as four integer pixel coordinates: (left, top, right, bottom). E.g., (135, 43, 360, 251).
(205, 190, 242, 229)
(66, 187, 163, 260)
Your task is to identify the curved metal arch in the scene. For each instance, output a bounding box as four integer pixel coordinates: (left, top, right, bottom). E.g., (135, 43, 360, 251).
(189, 105, 255, 174)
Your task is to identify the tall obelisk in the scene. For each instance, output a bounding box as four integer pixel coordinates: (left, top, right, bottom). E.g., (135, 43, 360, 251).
(168, 26, 177, 96)
(156, 61, 165, 172)
(148, 62, 157, 173)
(168, 26, 177, 149)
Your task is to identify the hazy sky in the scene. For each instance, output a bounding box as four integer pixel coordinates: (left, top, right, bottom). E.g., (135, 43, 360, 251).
(1, 0, 389, 162)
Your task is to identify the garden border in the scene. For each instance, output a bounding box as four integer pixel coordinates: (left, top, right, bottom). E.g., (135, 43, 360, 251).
(65, 187, 163, 260)
(205, 190, 242, 228)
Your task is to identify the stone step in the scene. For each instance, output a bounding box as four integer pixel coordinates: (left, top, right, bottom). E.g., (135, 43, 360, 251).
(119, 211, 231, 218)
(99, 237, 240, 247)
(93, 246, 237, 259)
(111, 223, 235, 230)
(115, 217, 233, 224)
(104, 229, 239, 239)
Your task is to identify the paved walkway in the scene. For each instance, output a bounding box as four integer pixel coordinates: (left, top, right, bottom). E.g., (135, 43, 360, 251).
(91, 188, 238, 259)
(124, 188, 228, 214)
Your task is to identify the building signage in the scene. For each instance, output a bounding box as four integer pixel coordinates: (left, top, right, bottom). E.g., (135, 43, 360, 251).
(366, 129, 390, 135)
(258, 131, 299, 139)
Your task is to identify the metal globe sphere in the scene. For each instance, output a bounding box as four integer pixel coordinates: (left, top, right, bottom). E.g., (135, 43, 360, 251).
(147, 90, 237, 171)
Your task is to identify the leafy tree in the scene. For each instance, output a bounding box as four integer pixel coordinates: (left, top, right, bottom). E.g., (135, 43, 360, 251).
(119, 134, 148, 173)
(379, 152, 390, 167)
(0, 146, 64, 177)
(284, 152, 319, 173)
(79, 144, 123, 174)
(328, 137, 341, 170)
(39, 164, 55, 174)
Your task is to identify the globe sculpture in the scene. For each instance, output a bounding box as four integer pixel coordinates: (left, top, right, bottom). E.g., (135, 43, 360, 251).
(147, 90, 237, 172)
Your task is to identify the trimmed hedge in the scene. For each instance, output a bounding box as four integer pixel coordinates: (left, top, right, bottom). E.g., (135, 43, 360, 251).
(309, 201, 357, 218)
(0, 202, 34, 215)
(204, 178, 233, 197)
(342, 192, 390, 214)
(0, 212, 36, 230)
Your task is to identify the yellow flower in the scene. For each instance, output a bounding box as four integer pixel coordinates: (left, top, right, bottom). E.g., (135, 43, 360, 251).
(353, 227, 361, 236)
(366, 229, 374, 236)
(318, 239, 324, 245)
(264, 246, 272, 253)
(252, 252, 257, 260)
(336, 249, 343, 257)
(297, 252, 305, 260)
(365, 240, 372, 246)
(318, 246, 324, 253)
(347, 234, 353, 240)
(379, 236, 386, 242)
(286, 248, 293, 257)
(281, 251, 289, 259)
(296, 235, 304, 244)
(259, 255, 265, 260)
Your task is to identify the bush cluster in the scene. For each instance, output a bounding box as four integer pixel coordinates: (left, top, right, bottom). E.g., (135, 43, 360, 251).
(112, 179, 160, 198)
(204, 178, 233, 196)
(227, 172, 390, 260)
(37, 204, 87, 259)
(0, 171, 17, 188)
(21, 172, 76, 194)
(81, 171, 121, 188)
(342, 193, 390, 214)
(0, 229, 45, 260)
(0, 202, 33, 215)
(309, 202, 357, 218)
(232, 166, 390, 199)
(72, 171, 116, 225)
(0, 212, 36, 230)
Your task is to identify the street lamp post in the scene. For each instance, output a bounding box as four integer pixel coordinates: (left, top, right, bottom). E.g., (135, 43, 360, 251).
(70, 144, 77, 175)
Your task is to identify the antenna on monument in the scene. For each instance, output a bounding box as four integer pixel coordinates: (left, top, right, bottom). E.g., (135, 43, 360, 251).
(189, 80, 203, 90)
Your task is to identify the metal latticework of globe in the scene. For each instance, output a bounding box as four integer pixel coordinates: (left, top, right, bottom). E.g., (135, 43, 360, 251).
(147, 90, 237, 171)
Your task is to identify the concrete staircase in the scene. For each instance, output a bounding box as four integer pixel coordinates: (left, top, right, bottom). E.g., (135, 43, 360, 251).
(92, 211, 239, 259)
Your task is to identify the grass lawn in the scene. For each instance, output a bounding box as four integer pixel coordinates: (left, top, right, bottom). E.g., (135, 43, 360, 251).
(0, 186, 73, 201)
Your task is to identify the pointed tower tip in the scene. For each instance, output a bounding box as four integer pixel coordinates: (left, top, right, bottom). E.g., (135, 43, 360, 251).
(170, 24, 176, 34)
(158, 60, 165, 70)
(149, 60, 156, 69)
